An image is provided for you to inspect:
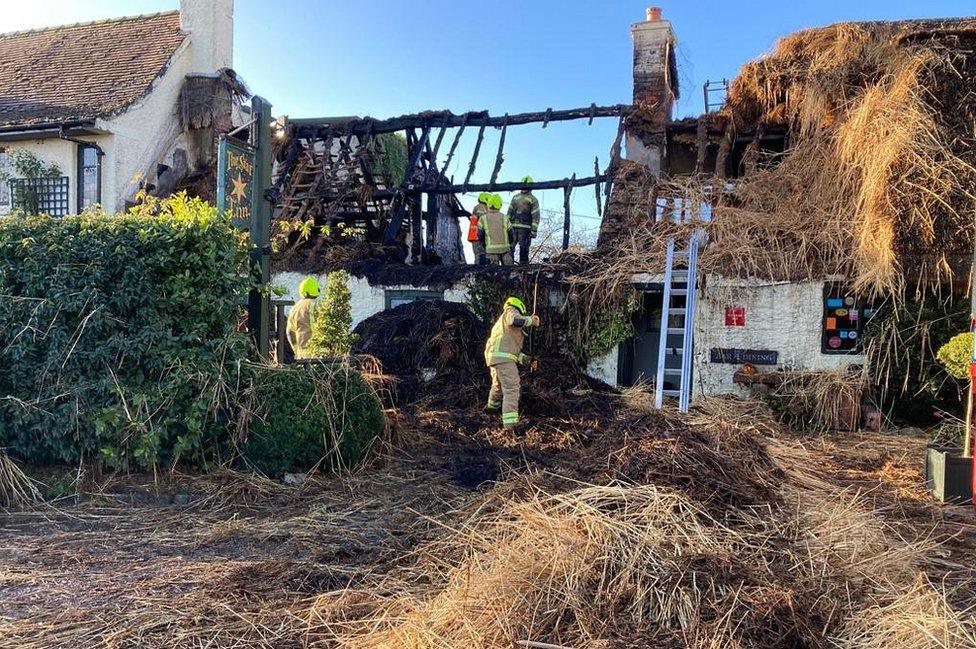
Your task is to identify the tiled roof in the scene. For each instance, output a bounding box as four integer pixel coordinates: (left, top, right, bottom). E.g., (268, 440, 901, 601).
(0, 11, 186, 128)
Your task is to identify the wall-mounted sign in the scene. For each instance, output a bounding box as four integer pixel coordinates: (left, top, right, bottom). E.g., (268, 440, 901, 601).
(724, 307, 745, 327)
(216, 136, 255, 228)
(710, 348, 779, 365)
(821, 283, 862, 354)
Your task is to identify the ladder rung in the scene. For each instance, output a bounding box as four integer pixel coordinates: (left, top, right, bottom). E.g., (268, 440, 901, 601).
(662, 389, 681, 396)
(666, 327, 685, 335)
(671, 288, 688, 295)
(668, 307, 686, 314)
(663, 368, 683, 375)
(665, 348, 684, 355)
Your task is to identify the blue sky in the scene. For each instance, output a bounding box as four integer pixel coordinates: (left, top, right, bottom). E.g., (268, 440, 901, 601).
(4, 1, 973, 233)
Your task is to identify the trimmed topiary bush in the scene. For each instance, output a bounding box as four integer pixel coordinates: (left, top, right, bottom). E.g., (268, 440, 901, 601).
(306, 269, 357, 357)
(937, 332, 973, 381)
(243, 362, 384, 476)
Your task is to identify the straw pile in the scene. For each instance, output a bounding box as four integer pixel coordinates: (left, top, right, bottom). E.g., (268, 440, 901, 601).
(595, 19, 976, 299)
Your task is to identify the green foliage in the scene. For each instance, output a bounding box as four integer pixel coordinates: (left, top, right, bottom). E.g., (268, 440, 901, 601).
(937, 332, 973, 380)
(466, 276, 511, 325)
(1, 149, 61, 181)
(865, 294, 969, 423)
(0, 193, 251, 469)
(369, 133, 408, 187)
(1, 149, 63, 216)
(580, 305, 636, 362)
(243, 363, 384, 476)
(306, 270, 357, 357)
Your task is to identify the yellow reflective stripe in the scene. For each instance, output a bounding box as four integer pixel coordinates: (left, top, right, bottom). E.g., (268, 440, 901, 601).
(502, 412, 519, 423)
(491, 352, 519, 362)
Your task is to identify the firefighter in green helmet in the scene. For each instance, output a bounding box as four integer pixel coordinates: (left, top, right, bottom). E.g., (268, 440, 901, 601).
(477, 193, 513, 266)
(484, 296, 541, 430)
(287, 276, 319, 359)
(467, 192, 490, 265)
(508, 176, 540, 264)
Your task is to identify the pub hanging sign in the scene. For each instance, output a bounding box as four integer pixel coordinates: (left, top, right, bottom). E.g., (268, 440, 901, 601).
(216, 136, 255, 229)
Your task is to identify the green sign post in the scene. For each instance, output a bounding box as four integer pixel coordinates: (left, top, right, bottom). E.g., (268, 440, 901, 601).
(217, 95, 274, 359)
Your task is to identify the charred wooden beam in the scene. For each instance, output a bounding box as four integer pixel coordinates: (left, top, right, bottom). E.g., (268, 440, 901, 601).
(322, 173, 610, 200)
(593, 157, 602, 218)
(293, 104, 631, 138)
(463, 122, 487, 188)
(562, 175, 575, 251)
(489, 116, 508, 186)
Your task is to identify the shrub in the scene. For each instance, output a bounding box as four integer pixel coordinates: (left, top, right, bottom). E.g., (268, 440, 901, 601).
(0, 193, 251, 468)
(306, 269, 357, 357)
(937, 332, 973, 380)
(243, 362, 384, 475)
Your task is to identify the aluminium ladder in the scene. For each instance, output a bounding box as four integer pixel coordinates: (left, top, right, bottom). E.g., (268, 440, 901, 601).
(653, 232, 702, 412)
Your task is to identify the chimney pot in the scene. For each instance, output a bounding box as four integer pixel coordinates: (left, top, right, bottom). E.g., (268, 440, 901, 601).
(647, 7, 662, 21)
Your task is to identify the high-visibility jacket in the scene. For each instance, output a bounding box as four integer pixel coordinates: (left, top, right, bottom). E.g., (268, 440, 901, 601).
(484, 305, 535, 367)
(508, 191, 540, 233)
(468, 204, 486, 242)
(477, 207, 511, 254)
(286, 297, 316, 358)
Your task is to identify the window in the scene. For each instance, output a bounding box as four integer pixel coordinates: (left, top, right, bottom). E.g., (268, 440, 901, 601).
(77, 144, 101, 211)
(0, 150, 10, 215)
(385, 289, 444, 310)
(821, 283, 866, 354)
(8, 177, 70, 216)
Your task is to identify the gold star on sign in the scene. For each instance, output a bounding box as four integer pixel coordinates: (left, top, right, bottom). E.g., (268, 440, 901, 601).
(230, 174, 248, 201)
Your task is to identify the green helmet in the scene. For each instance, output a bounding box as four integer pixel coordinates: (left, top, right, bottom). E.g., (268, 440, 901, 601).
(488, 194, 503, 210)
(477, 192, 490, 205)
(505, 296, 527, 314)
(299, 276, 320, 298)
(521, 175, 533, 184)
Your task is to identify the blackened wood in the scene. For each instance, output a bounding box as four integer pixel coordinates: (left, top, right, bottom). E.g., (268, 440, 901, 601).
(463, 122, 487, 188)
(562, 176, 575, 251)
(441, 116, 468, 183)
(594, 157, 602, 218)
(294, 104, 630, 138)
(314, 173, 610, 200)
(489, 116, 508, 186)
(716, 129, 733, 180)
(695, 118, 708, 174)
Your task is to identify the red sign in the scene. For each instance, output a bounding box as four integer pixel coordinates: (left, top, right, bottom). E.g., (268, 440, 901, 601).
(725, 307, 745, 327)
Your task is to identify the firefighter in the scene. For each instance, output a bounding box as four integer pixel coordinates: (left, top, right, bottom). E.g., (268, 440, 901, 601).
(507, 177, 540, 264)
(484, 296, 541, 430)
(478, 193, 513, 266)
(286, 276, 319, 359)
(468, 192, 490, 265)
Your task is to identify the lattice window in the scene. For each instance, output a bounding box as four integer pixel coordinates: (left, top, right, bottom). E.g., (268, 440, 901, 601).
(8, 176, 70, 216)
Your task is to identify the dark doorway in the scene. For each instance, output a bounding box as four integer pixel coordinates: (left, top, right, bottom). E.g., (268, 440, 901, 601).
(619, 288, 664, 387)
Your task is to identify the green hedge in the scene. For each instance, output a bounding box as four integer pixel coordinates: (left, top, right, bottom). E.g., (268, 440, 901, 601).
(243, 362, 384, 475)
(0, 195, 251, 468)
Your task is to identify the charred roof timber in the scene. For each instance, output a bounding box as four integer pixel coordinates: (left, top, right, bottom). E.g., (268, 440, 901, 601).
(290, 104, 631, 139)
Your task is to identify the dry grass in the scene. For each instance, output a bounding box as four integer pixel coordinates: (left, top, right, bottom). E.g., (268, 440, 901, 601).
(1, 399, 974, 648)
(0, 449, 41, 508)
(591, 21, 976, 301)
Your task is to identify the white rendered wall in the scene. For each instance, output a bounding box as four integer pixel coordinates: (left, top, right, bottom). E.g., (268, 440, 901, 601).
(273, 272, 470, 328)
(98, 40, 193, 211)
(692, 277, 865, 397)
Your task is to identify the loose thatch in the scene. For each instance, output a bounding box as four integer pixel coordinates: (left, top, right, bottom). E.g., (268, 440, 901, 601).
(595, 19, 976, 300)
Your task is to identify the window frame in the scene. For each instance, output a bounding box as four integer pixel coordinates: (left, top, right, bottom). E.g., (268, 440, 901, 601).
(76, 143, 102, 212)
(384, 289, 444, 310)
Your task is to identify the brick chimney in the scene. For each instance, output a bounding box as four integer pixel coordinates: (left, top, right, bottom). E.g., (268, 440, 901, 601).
(627, 7, 677, 174)
(180, 0, 234, 73)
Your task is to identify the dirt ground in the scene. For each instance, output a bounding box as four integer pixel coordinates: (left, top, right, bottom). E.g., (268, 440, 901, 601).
(1, 402, 975, 648)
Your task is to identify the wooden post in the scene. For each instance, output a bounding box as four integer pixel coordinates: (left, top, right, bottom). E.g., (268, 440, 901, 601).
(562, 175, 574, 251)
(489, 117, 508, 187)
(594, 156, 602, 218)
(248, 96, 274, 360)
(464, 122, 487, 189)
